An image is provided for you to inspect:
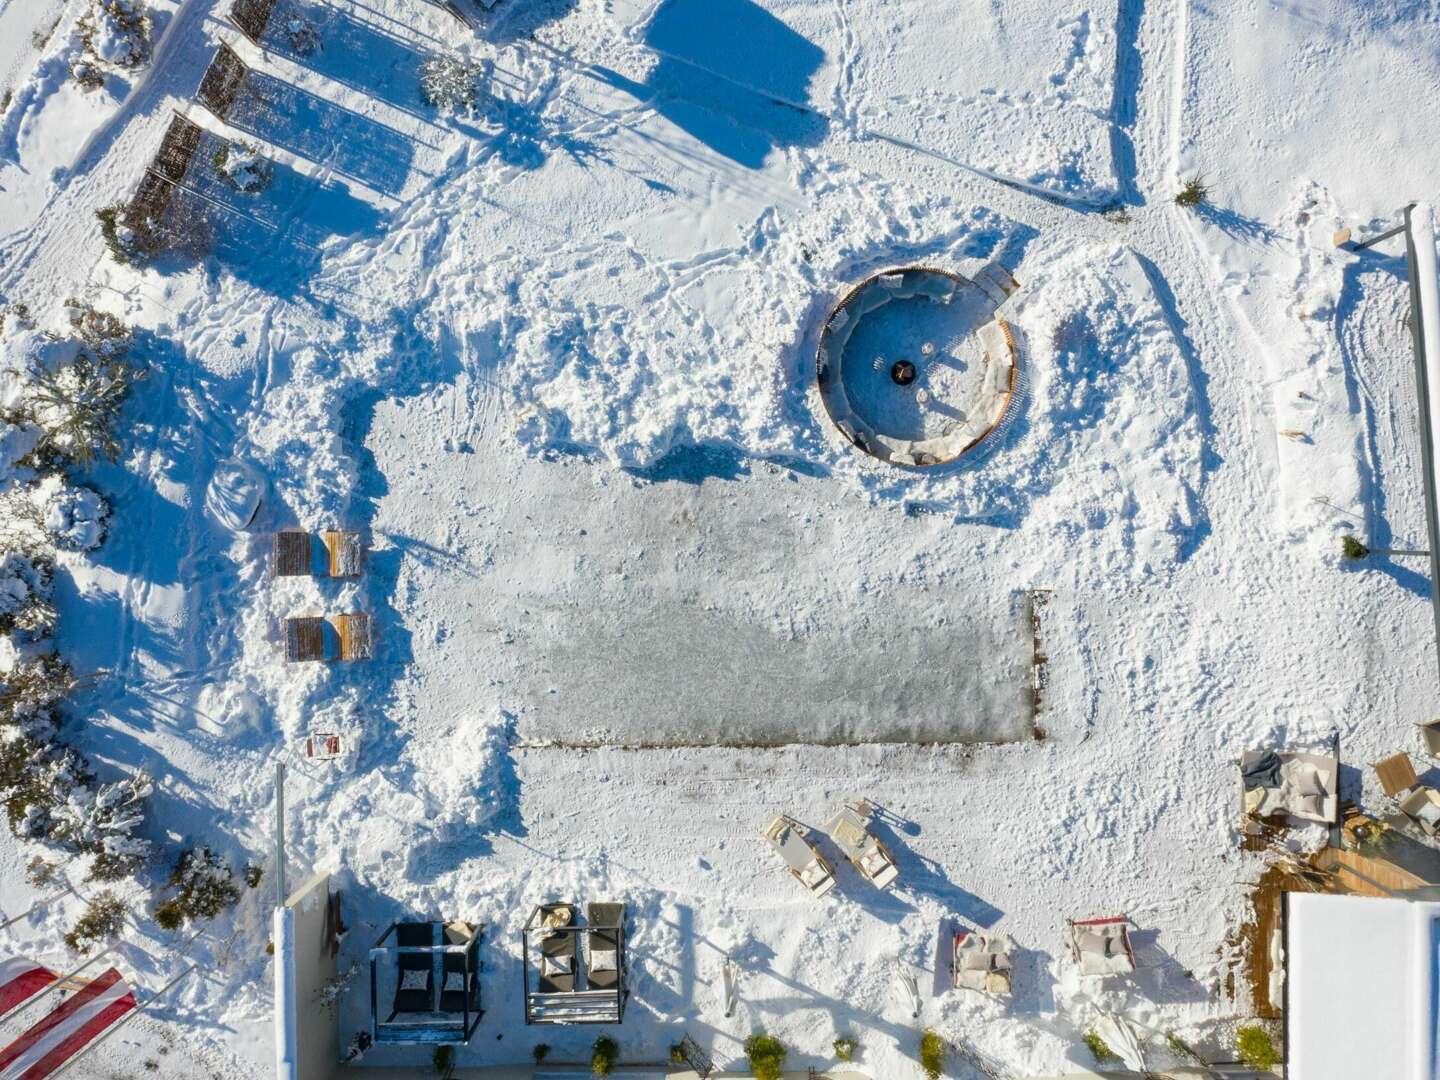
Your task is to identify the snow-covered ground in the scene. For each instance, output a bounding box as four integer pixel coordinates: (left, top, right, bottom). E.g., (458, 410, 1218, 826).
(1, 0, 1439, 1076)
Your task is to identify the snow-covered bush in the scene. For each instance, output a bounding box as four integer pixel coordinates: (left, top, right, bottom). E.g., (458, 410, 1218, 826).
(0, 653, 79, 737)
(284, 17, 319, 56)
(20, 350, 142, 468)
(76, 0, 152, 85)
(153, 846, 240, 929)
(37, 477, 110, 552)
(64, 891, 128, 953)
(0, 549, 56, 640)
(420, 55, 484, 113)
(95, 205, 157, 266)
(41, 769, 153, 880)
(212, 142, 271, 194)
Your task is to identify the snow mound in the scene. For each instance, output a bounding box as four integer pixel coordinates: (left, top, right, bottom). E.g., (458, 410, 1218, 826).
(411, 712, 517, 841)
(38, 476, 109, 552)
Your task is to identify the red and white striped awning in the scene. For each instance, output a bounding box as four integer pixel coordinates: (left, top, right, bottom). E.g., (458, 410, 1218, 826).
(0, 960, 55, 1019)
(0, 968, 136, 1079)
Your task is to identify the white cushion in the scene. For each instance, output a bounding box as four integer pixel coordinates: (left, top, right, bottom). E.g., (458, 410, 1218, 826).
(401, 968, 429, 991)
(589, 951, 618, 972)
(542, 955, 572, 977)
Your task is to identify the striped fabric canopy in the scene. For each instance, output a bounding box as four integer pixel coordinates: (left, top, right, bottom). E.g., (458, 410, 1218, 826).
(0, 960, 55, 1020)
(0, 968, 136, 1079)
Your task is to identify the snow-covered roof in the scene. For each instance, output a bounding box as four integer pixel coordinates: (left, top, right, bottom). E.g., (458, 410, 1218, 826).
(1288, 893, 1440, 1080)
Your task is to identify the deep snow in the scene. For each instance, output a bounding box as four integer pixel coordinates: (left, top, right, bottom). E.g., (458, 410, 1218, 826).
(0, 0, 1438, 1077)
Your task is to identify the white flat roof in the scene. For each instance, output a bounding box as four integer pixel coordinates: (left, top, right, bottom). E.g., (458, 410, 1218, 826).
(1288, 893, 1440, 1080)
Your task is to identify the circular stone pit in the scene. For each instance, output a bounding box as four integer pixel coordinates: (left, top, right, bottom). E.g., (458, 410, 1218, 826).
(816, 266, 1018, 467)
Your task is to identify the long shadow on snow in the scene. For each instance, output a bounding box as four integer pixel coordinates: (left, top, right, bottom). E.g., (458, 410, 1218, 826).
(1134, 252, 1216, 562)
(261, 0, 436, 123)
(1108, 0, 1142, 207)
(591, 0, 827, 170)
(226, 69, 421, 197)
(1335, 251, 1431, 598)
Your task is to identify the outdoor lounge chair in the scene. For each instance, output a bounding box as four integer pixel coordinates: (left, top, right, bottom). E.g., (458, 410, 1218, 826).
(1239, 748, 1339, 824)
(284, 616, 327, 662)
(763, 815, 837, 896)
(334, 613, 373, 661)
(952, 929, 1012, 994)
(439, 921, 480, 1014)
(823, 799, 899, 890)
(392, 922, 436, 1014)
(1399, 787, 1440, 836)
(324, 529, 364, 577)
(1374, 752, 1421, 798)
(585, 902, 625, 991)
(1069, 916, 1136, 977)
(536, 903, 577, 994)
(273, 529, 311, 576)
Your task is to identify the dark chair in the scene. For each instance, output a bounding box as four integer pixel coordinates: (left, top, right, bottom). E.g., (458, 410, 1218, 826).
(536, 904, 576, 993)
(440, 937, 480, 1013)
(585, 902, 625, 991)
(392, 922, 435, 1014)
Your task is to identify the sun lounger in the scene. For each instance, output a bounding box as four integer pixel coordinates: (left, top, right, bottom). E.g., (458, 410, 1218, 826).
(764, 815, 836, 896)
(823, 799, 899, 890)
(952, 930, 1012, 994)
(1374, 752, 1420, 798)
(1399, 787, 1440, 836)
(273, 529, 311, 576)
(439, 921, 481, 1014)
(284, 616, 327, 662)
(586, 902, 625, 991)
(334, 613, 373, 661)
(393, 922, 436, 1014)
(536, 904, 576, 994)
(1240, 748, 1339, 824)
(324, 529, 364, 577)
(1069, 916, 1135, 977)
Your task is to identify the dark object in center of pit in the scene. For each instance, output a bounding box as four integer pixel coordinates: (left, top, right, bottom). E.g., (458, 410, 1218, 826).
(890, 360, 917, 386)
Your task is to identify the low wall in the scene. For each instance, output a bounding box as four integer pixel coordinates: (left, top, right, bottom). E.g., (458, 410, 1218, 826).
(286, 872, 339, 1080)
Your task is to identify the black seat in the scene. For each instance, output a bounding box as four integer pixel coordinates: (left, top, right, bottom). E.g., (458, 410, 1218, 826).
(439, 938, 480, 1014)
(392, 922, 435, 1014)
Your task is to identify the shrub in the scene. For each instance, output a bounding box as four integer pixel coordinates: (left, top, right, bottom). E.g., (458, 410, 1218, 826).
(590, 1035, 618, 1077)
(834, 1034, 857, 1061)
(420, 55, 483, 112)
(211, 142, 271, 194)
(37, 478, 110, 552)
(22, 350, 144, 467)
(0, 653, 80, 734)
(64, 891, 127, 952)
(1174, 176, 1208, 208)
(532, 1043, 550, 1064)
(744, 1034, 786, 1080)
(919, 1028, 947, 1079)
(95, 206, 155, 266)
(244, 863, 264, 888)
(25, 855, 58, 887)
(77, 0, 152, 73)
(1342, 534, 1369, 560)
(1082, 1029, 1116, 1063)
(432, 1044, 455, 1077)
(1236, 1025, 1280, 1070)
(0, 549, 56, 639)
(155, 846, 240, 926)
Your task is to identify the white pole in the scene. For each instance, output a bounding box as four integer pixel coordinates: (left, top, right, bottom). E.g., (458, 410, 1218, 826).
(1405, 203, 1440, 693)
(893, 961, 921, 1018)
(721, 958, 738, 1018)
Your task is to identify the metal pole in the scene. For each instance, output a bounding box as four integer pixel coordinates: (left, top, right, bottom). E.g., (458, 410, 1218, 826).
(0, 890, 68, 933)
(274, 763, 286, 908)
(46, 964, 197, 1078)
(1403, 203, 1440, 693)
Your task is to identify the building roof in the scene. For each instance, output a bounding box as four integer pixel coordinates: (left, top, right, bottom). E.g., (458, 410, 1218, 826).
(1288, 893, 1440, 1080)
